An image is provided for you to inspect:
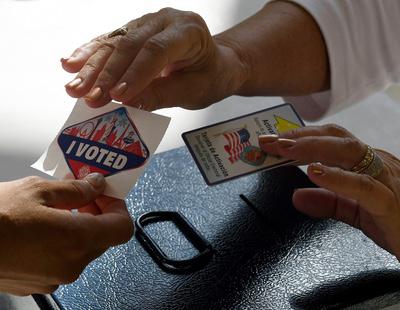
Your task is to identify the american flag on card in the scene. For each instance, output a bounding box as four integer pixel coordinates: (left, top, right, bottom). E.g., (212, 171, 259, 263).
(223, 128, 251, 163)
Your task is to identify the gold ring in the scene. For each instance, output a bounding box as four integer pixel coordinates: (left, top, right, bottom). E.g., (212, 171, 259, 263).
(108, 26, 128, 38)
(351, 145, 384, 178)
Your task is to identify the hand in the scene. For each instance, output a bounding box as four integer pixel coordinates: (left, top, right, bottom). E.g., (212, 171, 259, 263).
(62, 8, 248, 111)
(0, 173, 134, 296)
(259, 124, 400, 259)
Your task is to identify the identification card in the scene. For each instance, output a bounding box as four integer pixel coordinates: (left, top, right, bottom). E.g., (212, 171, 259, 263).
(182, 103, 304, 185)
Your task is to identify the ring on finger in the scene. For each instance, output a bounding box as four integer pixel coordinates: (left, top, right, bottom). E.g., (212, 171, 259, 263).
(351, 145, 384, 178)
(108, 26, 128, 38)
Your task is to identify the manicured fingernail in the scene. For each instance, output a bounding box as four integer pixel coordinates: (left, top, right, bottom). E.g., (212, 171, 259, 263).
(259, 134, 279, 144)
(84, 87, 103, 102)
(112, 82, 127, 96)
(65, 77, 82, 89)
(85, 173, 105, 189)
(310, 163, 325, 175)
(277, 138, 296, 148)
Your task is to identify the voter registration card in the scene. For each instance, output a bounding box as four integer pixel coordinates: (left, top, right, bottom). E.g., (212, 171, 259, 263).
(182, 103, 304, 185)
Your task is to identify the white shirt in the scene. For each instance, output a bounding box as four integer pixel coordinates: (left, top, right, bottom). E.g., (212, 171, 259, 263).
(285, 0, 400, 120)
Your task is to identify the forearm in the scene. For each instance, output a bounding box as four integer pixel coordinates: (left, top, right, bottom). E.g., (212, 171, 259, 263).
(214, 1, 329, 97)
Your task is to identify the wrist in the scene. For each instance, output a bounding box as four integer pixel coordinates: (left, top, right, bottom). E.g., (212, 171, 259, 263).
(213, 35, 251, 97)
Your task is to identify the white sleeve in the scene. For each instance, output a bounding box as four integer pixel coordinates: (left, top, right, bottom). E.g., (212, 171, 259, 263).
(284, 0, 400, 121)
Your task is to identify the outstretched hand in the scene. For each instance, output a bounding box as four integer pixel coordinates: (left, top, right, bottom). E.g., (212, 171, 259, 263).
(259, 124, 400, 259)
(0, 174, 134, 295)
(62, 8, 248, 111)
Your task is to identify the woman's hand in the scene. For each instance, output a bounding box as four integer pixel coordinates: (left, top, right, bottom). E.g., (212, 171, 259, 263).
(62, 8, 248, 111)
(0, 174, 134, 295)
(259, 124, 400, 259)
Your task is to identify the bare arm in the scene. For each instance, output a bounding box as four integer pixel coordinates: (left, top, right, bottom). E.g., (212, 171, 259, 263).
(62, 1, 330, 110)
(215, 1, 330, 97)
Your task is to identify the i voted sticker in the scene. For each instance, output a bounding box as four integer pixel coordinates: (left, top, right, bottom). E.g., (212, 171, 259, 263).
(58, 107, 149, 179)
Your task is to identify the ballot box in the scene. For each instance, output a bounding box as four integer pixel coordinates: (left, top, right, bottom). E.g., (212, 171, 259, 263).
(34, 147, 400, 309)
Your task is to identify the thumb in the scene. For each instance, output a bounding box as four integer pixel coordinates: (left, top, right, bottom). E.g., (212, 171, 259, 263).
(293, 188, 361, 228)
(41, 173, 106, 208)
(92, 197, 135, 246)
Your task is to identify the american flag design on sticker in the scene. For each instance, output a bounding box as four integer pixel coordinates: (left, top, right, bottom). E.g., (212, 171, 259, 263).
(223, 128, 251, 163)
(58, 107, 149, 178)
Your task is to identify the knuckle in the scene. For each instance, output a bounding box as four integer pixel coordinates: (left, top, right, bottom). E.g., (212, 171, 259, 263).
(22, 177, 52, 201)
(282, 128, 300, 138)
(335, 167, 347, 181)
(73, 46, 86, 56)
(83, 61, 98, 74)
(323, 123, 347, 137)
(182, 11, 206, 26)
(158, 7, 176, 16)
(99, 42, 116, 52)
(143, 36, 168, 57)
(91, 36, 104, 45)
(358, 175, 376, 193)
(136, 13, 156, 27)
(22, 175, 43, 185)
(97, 44, 114, 54)
(69, 181, 88, 200)
(343, 137, 363, 153)
(36, 186, 53, 203)
(183, 22, 207, 38)
(117, 31, 142, 50)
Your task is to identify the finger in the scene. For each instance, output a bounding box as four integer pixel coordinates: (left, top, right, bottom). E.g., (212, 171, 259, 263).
(260, 136, 366, 170)
(61, 34, 107, 73)
(124, 71, 207, 111)
(38, 173, 105, 208)
(61, 175, 101, 215)
(91, 197, 134, 247)
(65, 43, 115, 100)
(84, 23, 165, 108)
(78, 202, 101, 215)
(110, 23, 205, 103)
(307, 163, 395, 215)
(293, 188, 361, 228)
(279, 124, 353, 139)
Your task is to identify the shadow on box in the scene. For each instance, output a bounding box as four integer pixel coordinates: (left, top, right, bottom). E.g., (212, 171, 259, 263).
(141, 166, 400, 309)
(141, 166, 325, 308)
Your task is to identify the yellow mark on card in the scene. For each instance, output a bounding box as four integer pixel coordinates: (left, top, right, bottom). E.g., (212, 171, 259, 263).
(274, 115, 300, 133)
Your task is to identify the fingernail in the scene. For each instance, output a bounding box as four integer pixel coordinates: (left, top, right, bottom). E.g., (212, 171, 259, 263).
(259, 134, 279, 144)
(310, 163, 325, 175)
(277, 138, 296, 148)
(85, 173, 105, 189)
(112, 82, 128, 96)
(65, 77, 82, 89)
(84, 87, 103, 102)
(60, 57, 70, 62)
